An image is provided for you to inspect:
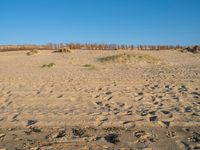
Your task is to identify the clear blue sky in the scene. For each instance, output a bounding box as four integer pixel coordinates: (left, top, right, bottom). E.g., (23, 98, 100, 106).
(0, 0, 200, 45)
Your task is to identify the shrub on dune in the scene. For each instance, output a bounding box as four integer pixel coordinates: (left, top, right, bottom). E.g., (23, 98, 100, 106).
(26, 49, 39, 55)
(54, 47, 71, 53)
(98, 53, 161, 64)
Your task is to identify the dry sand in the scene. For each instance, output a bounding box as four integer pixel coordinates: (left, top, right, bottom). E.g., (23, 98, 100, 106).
(0, 50, 200, 150)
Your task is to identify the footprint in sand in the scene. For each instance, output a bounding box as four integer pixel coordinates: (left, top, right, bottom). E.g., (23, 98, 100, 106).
(7, 113, 19, 122)
(0, 133, 6, 139)
(0, 117, 4, 121)
(149, 111, 156, 115)
(141, 110, 149, 116)
(149, 116, 158, 122)
(105, 91, 112, 95)
(185, 106, 193, 113)
(7, 90, 11, 94)
(113, 108, 120, 115)
(96, 116, 109, 126)
(5, 100, 13, 106)
(95, 101, 103, 106)
(127, 110, 133, 115)
(104, 133, 119, 144)
(166, 131, 176, 138)
(36, 91, 41, 95)
(57, 94, 63, 98)
(161, 110, 170, 115)
(49, 90, 53, 93)
(116, 102, 125, 108)
(187, 131, 200, 143)
(106, 96, 113, 101)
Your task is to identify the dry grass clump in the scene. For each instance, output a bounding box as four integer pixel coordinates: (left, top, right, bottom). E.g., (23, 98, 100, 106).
(41, 63, 56, 68)
(183, 45, 200, 54)
(26, 49, 39, 55)
(98, 53, 161, 64)
(54, 47, 71, 53)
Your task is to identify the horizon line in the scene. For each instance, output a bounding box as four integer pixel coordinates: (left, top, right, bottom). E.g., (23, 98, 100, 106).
(0, 42, 199, 47)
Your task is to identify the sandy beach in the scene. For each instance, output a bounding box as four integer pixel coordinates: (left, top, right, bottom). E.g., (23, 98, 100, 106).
(0, 50, 200, 150)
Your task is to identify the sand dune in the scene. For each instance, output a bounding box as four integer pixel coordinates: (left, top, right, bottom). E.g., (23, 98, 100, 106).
(0, 50, 200, 149)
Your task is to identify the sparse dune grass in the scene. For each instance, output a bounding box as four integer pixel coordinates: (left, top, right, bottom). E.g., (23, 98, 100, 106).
(41, 62, 56, 68)
(26, 49, 39, 55)
(83, 64, 96, 70)
(98, 53, 161, 64)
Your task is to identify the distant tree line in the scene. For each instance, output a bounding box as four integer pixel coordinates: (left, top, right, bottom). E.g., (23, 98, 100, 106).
(0, 44, 50, 52)
(47, 43, 185, 50)
(0, 43, 186, 51)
